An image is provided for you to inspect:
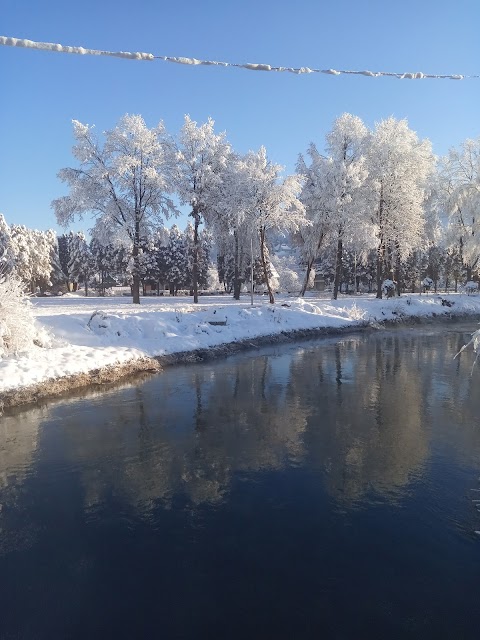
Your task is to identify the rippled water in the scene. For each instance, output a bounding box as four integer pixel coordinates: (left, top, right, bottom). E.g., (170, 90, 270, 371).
(1, 325, 480, 639)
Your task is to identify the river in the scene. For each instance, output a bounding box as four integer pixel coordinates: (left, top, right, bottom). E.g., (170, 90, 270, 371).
(1, 324, 480, 638)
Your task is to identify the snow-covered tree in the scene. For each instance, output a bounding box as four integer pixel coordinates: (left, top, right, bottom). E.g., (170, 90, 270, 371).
(296, 144, 333, 296)
(58, 233, 73, 290)
(52, 114, 177, 304)
(129, 228, 175, 295)
(90, 240, 122, 295)
(216, 253, 235, 292)
(9, 226, 58, 293)
(0, 273, 37, 357)
(438, 137, 480, 281)
(326, 114, 370, 299)
(165, 224, 189, 295)
(209, 153, 255, 299)
(174, 116, 231, 303)
(271, 253, 303, 294)
(0, 214, 14, 275)
(68, 232, 94, 296)
(365, 118, 434, 298)
(443, 245, 464, 292)
(297, 114, 369, 299)
(58, 231, 89, 291)
(184, 222, 211, 292)
(242, 147, 305, 303)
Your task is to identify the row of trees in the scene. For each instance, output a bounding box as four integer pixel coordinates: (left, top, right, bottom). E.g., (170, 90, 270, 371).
(52, 115, 305, 304)
(1, 208, 468, 299)
(0, 216, 214, 296)
(50, 112, 480, 303)
(2, 113, 479, 302)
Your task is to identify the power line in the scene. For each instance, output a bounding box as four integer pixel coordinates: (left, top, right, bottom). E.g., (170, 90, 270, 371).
(1, 35, 478, 80)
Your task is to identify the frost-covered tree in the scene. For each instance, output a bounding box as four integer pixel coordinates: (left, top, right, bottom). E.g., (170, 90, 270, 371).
(58, 231, 89, 291)
(271, 253, 303, 294)
(0, 214, 14, 275)
(52, 114, 177, 304)
(365, 118, 434, 298)
(321, 114, 369, 299)
(0, 273, 38, 357)
(184, 222, 211, 292)
(296, 144, 333, 296)
(297, 114, 369, 299)
(210, 153, 256, 299)
(90, 240, 122, 295)
(174, 116, 231, 303)
(165, 224, 189, 295)
(443, 245, 464, 292)
(242, 147, 305, 303)
(9, 226, 58, 293)
(69, 232, 94, 296)
(132, 228, 170, 294)
(438, 137, 480, 281)
(401, 250, 424, 293)
(58, 233, 74, 290)
(217, 253, 235, 292)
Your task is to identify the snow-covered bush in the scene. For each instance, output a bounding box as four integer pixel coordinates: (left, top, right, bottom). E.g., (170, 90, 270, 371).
(422, 277, 433, 293)
(465, 281, 478, 295)
(272, 254, 303, 294)
(0, 274, 37, 356)
(207, 265, 222, 292)
(382, 279, 396, 298)
(346, 302, 367, 321)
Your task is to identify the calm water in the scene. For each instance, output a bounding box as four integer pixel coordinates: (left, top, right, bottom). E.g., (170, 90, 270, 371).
(1, 325, 480, 639)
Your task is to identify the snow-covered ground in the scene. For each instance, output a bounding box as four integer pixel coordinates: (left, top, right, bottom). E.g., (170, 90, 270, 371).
(1, 292, 480, 398)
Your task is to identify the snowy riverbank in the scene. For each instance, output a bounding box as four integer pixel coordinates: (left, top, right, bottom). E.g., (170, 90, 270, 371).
(1, 292, 480, 409)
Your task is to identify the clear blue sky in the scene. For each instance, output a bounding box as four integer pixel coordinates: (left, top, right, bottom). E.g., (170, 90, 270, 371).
(1, 0, 479, 234)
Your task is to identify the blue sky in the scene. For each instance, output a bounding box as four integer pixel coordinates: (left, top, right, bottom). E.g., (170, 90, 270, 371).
(1, 0, 479, 234)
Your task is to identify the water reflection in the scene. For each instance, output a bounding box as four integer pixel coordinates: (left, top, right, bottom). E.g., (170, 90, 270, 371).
(1, 326, 480, 522)
(3, 326, 480, 638)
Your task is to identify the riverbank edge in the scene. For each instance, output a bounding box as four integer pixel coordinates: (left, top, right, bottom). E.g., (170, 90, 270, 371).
(0, 311, 477, 412)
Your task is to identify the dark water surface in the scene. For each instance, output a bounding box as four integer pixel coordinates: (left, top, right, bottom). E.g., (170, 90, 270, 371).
(1, 325, 480, 639)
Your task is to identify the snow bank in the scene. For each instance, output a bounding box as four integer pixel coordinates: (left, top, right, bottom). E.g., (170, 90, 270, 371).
(1, 292, 479, 403)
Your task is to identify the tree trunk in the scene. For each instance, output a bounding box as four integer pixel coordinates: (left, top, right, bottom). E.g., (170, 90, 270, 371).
(376, 187, 385, 299)
(301, 257, 315, 297)
(376, 241, 384, 299)
(333, 236, 343, 301)
(191, 207, 200, 304)
(132, 218, 141, 304)
(395, 252, 401, 297)
(233, 231, 241, 300)
(300, 231, 325, 297)
(259, 227, 274, 304)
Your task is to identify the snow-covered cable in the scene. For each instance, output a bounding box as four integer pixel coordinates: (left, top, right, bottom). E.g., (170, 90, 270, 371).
(0, 36, 154, 61)
(1, 35, 478, 80)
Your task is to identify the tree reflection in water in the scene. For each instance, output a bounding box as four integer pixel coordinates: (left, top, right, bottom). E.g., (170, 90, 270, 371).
(3, 326, 480, 640)
(1, 326, 480, 526)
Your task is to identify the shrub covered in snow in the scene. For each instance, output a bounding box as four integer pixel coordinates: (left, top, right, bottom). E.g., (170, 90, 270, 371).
(382, 279, 396, 298)
(422, 277, 434, 293)
(271, 254, 303, 294)
(0, 274, 37, 356)
(465, 281, 479, 295)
